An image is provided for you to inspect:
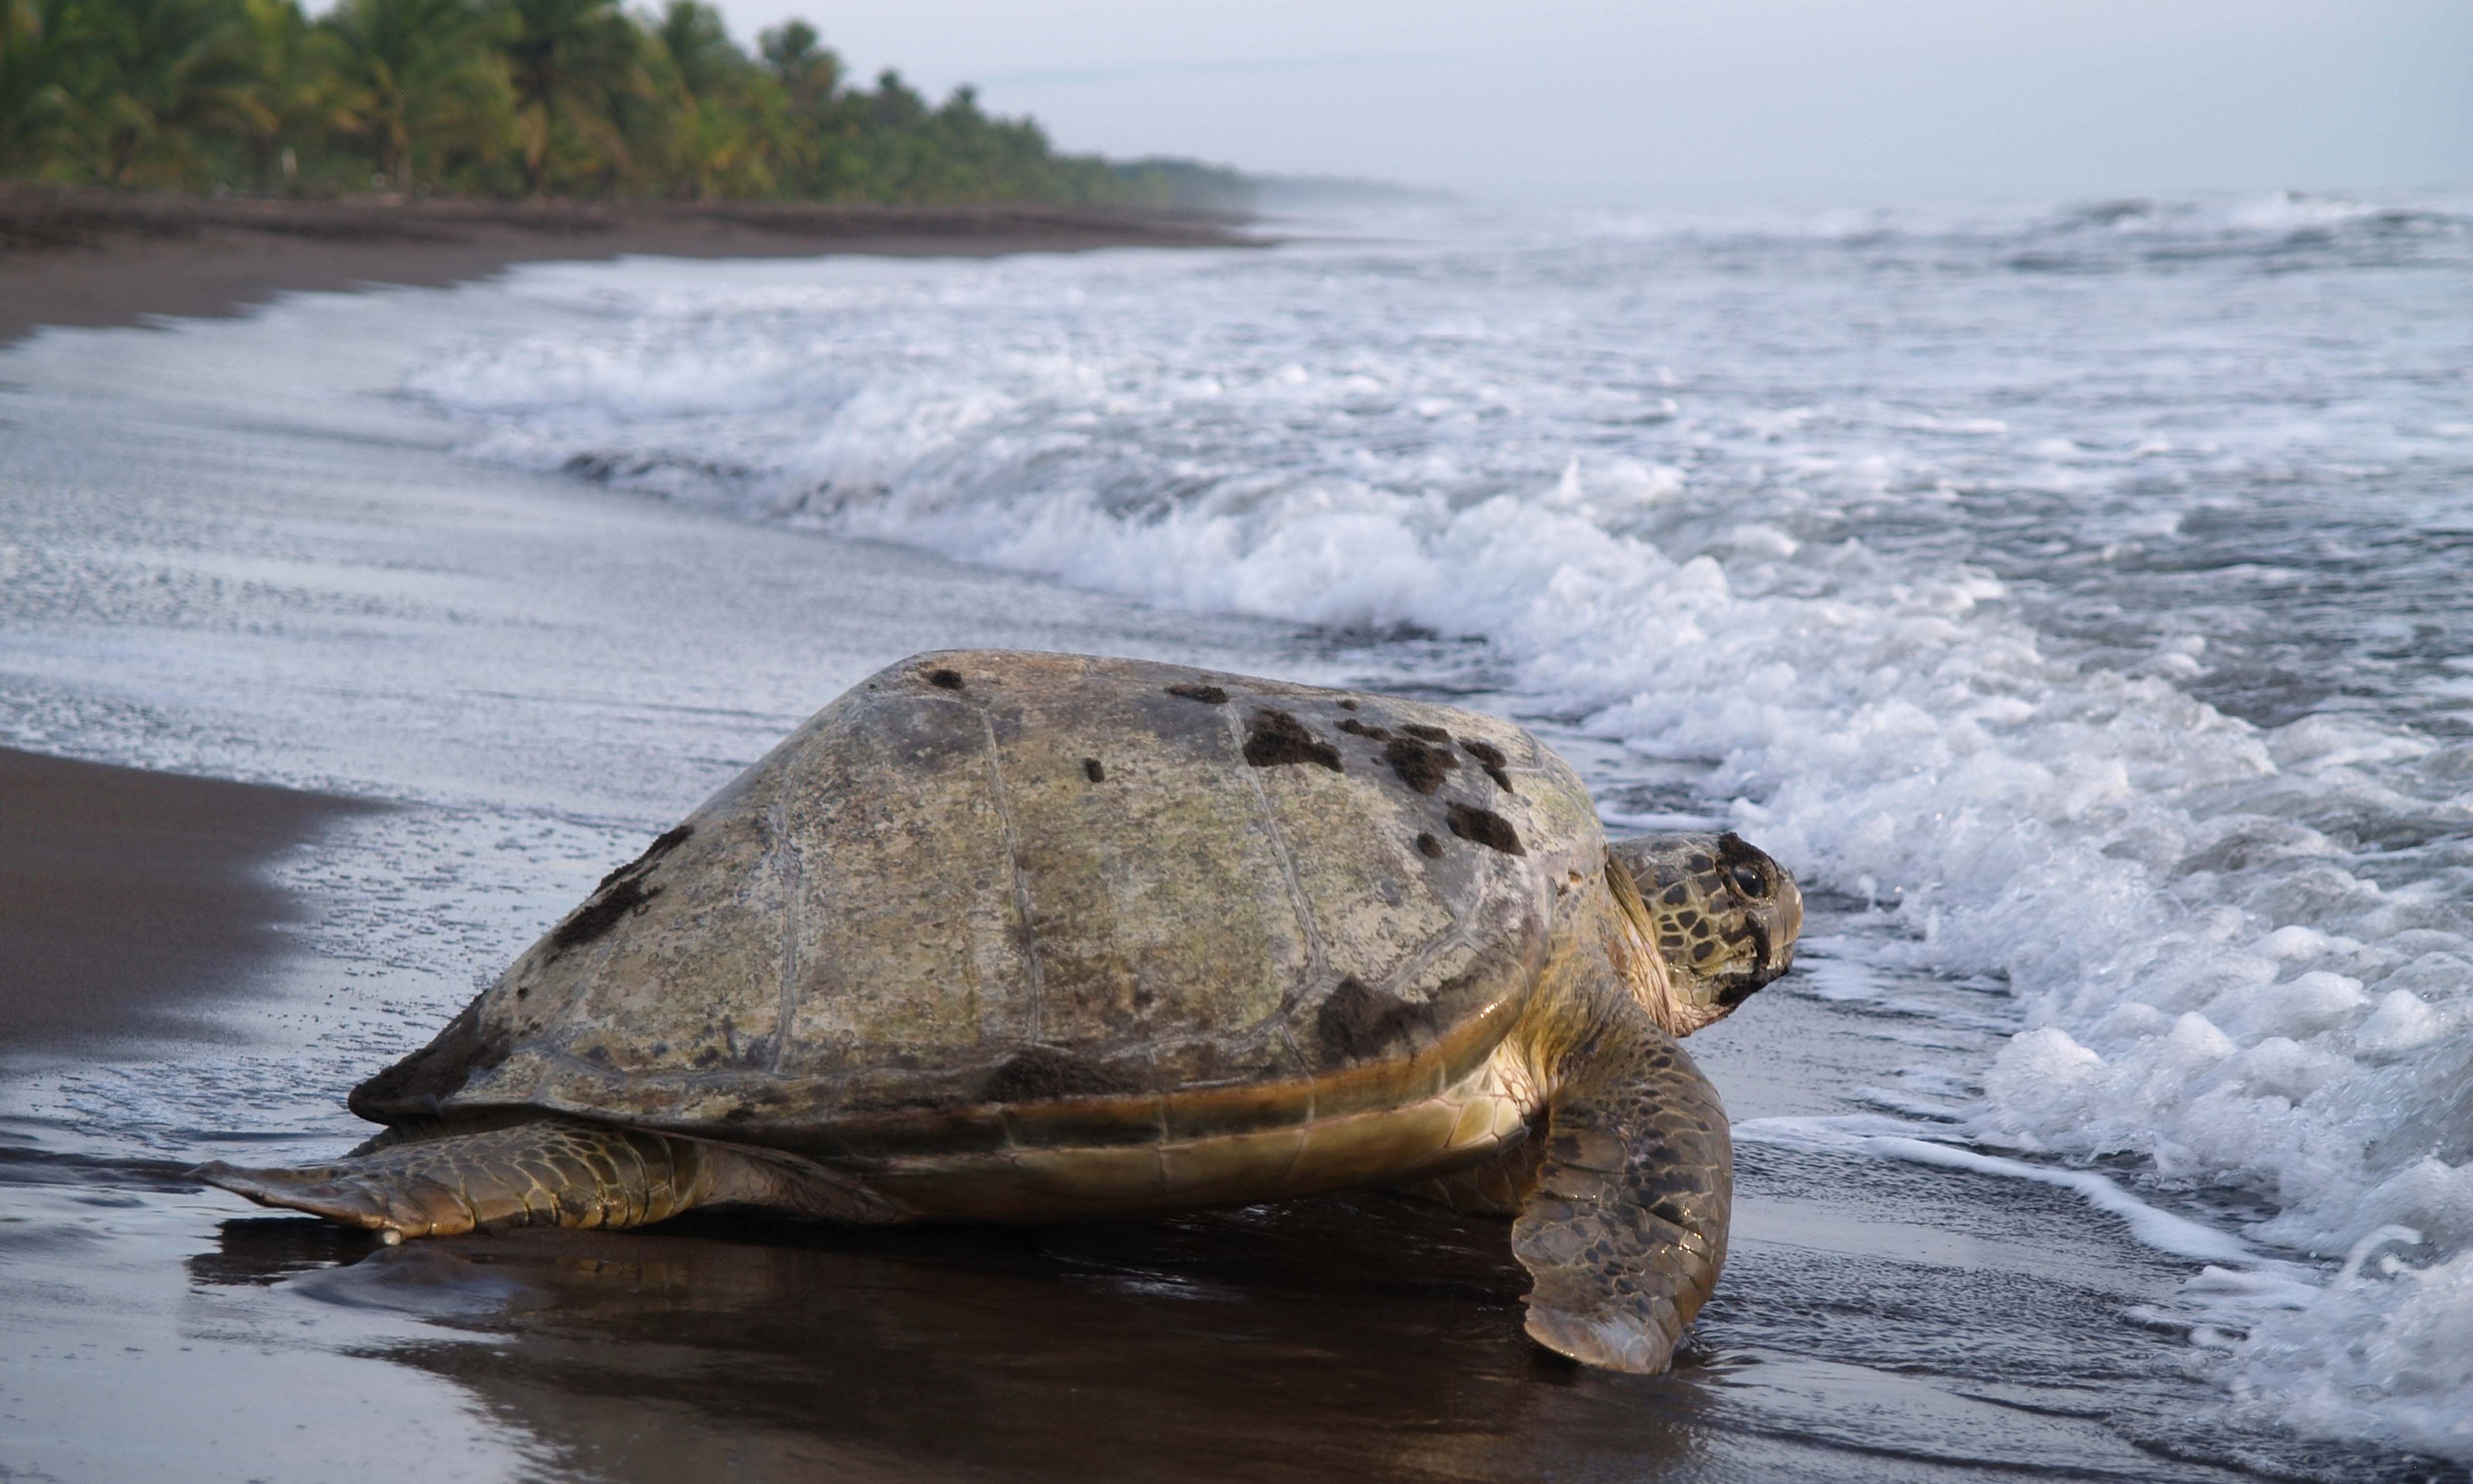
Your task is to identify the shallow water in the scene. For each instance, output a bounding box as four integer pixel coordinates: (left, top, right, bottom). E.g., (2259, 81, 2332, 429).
(2, 195, 2468, 1480)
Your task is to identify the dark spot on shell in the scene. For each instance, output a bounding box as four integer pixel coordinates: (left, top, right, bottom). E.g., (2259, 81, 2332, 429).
(1166, 683, 1228, 704)
(1244, 709, 1343, 772)
(1446, 803, 1525, 856)
(346, 1002, 507, 1120)
(1691, 919, 1713, 938)
(926, 668, 965, 690)
(1687, 854, 1715, 872)
(1675, 910, 1701, 929)
(1661, 935, 1685, 951)
(1662, 884, 1690, 906)
(1338, 718, 1393, 740)
(1402, 723, 1451, 743)
(1317, 976, 1435, 1062)
(1458, 738, 1515, 792)
(1382, 737, 1459, 793)
(1692, 941, 1716, 961)
(1416, 832, 1445, 858)
(594, 823, 691, 893)
(1083, 757, 1106, 782)
(549, 872, 661, 955)
(979, 1047, 1144, 1103)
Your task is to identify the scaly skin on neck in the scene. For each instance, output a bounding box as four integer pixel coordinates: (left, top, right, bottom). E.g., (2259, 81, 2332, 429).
(1485, 866, 1683, 1118)
(1414, 846, 1789, 1223)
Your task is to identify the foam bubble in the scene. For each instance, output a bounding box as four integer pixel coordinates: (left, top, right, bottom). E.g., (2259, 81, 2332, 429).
(2231, 1231, 2473, 1463)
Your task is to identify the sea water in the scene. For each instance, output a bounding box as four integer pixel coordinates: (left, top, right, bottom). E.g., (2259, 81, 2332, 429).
(387, 195, 2473, 1462)
(3, 193, 2468, 1475)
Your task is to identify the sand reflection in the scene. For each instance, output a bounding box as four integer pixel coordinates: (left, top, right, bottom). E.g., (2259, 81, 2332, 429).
(193, 1196, 1716, 1483)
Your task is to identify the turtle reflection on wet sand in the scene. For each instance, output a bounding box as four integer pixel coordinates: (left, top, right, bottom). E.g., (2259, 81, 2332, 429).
(200, 651, 1801, 1372)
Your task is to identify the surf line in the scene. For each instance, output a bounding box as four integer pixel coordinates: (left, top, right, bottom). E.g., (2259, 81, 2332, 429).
(1733, 1115, 2250, 1263)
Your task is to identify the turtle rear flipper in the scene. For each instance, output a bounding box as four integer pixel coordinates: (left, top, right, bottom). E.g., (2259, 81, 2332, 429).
(193, 1117, 897, 1241)
(1514, 990, 1731, 1373)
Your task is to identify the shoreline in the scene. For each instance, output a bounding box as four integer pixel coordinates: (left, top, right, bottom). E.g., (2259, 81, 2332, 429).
(0, 746, 374, 1057)
(3, 197, 2457, 1484)
(0, 189, 1261, 346)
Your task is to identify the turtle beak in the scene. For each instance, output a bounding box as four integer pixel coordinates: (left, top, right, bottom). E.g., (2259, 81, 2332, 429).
(1713, 833, 1801, 1007)
(1770, 868, 1804, 979)
(1729, 919, 1773, 1005)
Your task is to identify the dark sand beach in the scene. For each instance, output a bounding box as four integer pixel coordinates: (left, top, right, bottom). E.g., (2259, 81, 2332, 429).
(0, 748, 372, 1054)
(0, 188, 1255, 345)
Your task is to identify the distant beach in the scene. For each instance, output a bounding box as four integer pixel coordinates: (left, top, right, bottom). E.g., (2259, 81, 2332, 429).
(0, 188, 1257, 346)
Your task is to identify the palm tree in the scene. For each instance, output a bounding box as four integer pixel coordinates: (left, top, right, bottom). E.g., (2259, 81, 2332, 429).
(0, 0, 89, 177)
(650, 0, 731, 97)
(227, 0, 320, 190)
(643, 0, 771, 198)
(752, 18, 847, 196)
(70, 0, 270, 185)
(317, 0, 504, 193)
(755, 17, 834, 113)
(495, 0, 639, 194)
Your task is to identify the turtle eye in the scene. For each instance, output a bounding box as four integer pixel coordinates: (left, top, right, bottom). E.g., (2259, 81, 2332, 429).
(1730, 863, 1767, 898)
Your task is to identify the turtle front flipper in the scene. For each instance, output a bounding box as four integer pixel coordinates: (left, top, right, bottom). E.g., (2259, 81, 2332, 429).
(1514, 1000, 1731, 1373)
(194, 1116, 898, 1241)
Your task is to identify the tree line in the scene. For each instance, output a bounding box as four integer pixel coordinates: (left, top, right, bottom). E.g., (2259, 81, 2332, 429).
(0, 0, 1248, 204)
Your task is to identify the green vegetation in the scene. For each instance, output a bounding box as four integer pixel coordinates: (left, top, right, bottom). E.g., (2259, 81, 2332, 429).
(0, 0, 1237, 204)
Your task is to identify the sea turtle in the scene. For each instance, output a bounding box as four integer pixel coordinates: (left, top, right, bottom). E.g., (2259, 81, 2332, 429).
(199, 650, 1800, 1372)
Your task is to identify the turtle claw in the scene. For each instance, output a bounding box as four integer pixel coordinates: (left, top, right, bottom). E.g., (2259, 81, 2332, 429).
(190, 1118, 736, 1240)
(190, 1159, 464, 1239)
(194, 1159, 384, 1231)
(1523, 1298, 1682, 1374)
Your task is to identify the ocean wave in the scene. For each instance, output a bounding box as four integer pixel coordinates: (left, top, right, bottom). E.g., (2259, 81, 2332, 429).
(1490, 190, 2471, 278)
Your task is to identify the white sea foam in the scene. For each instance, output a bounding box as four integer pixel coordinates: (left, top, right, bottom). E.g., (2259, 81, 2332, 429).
(1737, 1116, 2257, 1263)
(402, 196, 2473, 1458)
(2231, 1233, 2473, 1462)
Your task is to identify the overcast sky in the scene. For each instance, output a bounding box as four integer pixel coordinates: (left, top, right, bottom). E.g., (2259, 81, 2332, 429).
(700, 0, 2470, 207)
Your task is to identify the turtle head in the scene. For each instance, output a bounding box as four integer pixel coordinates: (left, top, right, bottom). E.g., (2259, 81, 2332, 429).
(1609, 832, 1801, 1032)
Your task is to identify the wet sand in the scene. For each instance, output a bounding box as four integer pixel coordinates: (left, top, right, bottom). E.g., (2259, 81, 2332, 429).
(0, 748, 372, 1054)
(0, 189, 1256, 345)
(3, 854, 2321, 1483)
